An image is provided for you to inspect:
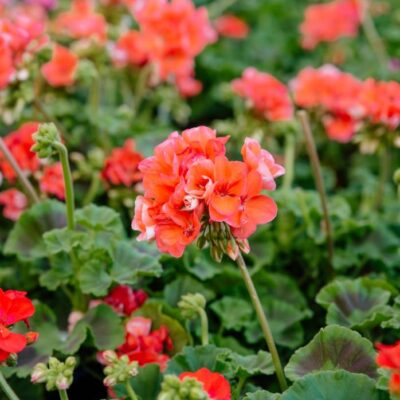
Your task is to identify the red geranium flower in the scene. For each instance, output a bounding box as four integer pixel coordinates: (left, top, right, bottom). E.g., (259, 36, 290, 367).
(103, 285, 148, 316)
(0, 189, 28, 221)
(0, 122, 40, 182)
(102, 139, 143, 187)
(112, 30, 148, 68)
(179, 368, 231, 400)
(377, 341, 400, 395)
(39, 163, 65, 200)
(0, 289, 37, 362)
(215, 15, 249, 39)
(41, 45, 78, 87)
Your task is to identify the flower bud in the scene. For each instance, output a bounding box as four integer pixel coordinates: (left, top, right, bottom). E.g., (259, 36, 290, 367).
(26, 331, 39, 345)
(178, 293, 206, 320)
(31, 123, 61, 159)
(102, 351, 139, 388)
(157, 375, 209, 400)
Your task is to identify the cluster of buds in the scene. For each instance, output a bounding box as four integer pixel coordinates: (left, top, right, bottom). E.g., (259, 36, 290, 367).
(157, 375, 210, 400)
(102, 350, 139, 388)
(178, 293, 206, 321)
(197, 221, 249, 262)
(31, 123, 62, 159)
(31, 356, 76, 391)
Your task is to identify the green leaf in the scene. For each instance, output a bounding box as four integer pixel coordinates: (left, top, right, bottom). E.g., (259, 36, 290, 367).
(210, 296, 253, 331)
(244, 391, 281, 400)
(4, 200, 66, 260)
(229, 351, 274, 377)
(381, 296, 400, 330)
(285, 325, 377, 381)
(110, 240, 162, 284)
(135, 302, 189, 354)
(281, 371, 379, 400)
(245, 299, 309, 349)
(184, 248, 221, 281)
(44, 228, 86, 255)
(58, 304, 124, 354)
(165, 345, 231, 375)
(39, 253, 72, 290)
(164, 276, 215, 307)
(316, 278, 392, 330)
(75, 204, 124, 235)
(115, 364, 162, 400)
(78, 258, 112, 296)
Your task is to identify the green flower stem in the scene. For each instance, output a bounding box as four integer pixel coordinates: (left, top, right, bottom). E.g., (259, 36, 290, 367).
(234, 375, 247, 400)
(54, 142, 75, 230)
(125, 381, 138, 400)
(283, 133, 295, 191)
(83, 172, 102, 206)
(297, 111, 334, 277)
(209, 0, 239, 18)
(198, 308, 209, 346)
(0, 137, 40, 204)
(0, 370, 20, 400)
(58, 390, 69, 400)
(133, 65, 152, 117)
(361, 0, 389, 76)
(375, 145, 390, 210)
(236, 253, 288, 392)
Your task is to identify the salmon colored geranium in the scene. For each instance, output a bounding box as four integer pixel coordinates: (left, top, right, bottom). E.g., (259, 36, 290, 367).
(376, 341, 400, 395)
(232, 67, 294, 122)
(300, 0, 361, 50)
(0, 122, 40, 182)
(132, 126, 283, 257)
(0, 289, 37, 362)
(112, 30, 148, 68)
(0, 189, 28, 221)
(179, 368, 231, 400)
(41, 45, 78, 87)
(102, 139, 143, 187)
(55, 0, 107, 43)
(215, 14, 249, 39)
(39, 163, 65, 199)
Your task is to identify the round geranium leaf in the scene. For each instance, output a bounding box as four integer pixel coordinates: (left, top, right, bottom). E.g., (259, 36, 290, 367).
(281, 371, 379, 400)
(316, 278, 392, 329)
(285, 325, 377, 381)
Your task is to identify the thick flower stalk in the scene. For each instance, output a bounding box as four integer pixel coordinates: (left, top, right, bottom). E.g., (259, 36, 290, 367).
(31, 357, 76, 400)
(32, 123, 75, 229)
(132, 126, 288, 390)
(178, 293, 209, 345)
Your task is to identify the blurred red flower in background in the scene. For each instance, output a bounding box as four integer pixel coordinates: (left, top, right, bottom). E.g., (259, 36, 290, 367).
(377, 341, 400, 396)
(215, 14, 249, 39)
(39, 163, 65, 199)
(0, 189, 28, 220)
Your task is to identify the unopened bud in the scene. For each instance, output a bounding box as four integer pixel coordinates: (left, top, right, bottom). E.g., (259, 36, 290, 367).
(178, 293, 206, 320)
(26, 331, 39, 345)
(31, 123, 61, 158)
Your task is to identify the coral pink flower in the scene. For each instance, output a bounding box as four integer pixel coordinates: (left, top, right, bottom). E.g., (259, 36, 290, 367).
(323, 114, 359, 142)
(300, 0, 361, 50)
(112, 30, 148, 67)
(0, 122, 40, 182)
(103, 286, 147, 316)
(0, 37, 14, 89)
(0, 189, 28, 221)
(215, 14, 249, 39)
(179, 368, 231, 400)
(41, 45, 78, 87)
(175, 74, 203, 98)
(232, 67, 294, 121)
(132, 126, 283, 257)
(55, 0, 107, 43)
(0, 289, 37, 362)
(102, 139, 143, 187)
(376, 341, 400, 395)
(39, 163, 65, 199)
(241, 138, 285, 190)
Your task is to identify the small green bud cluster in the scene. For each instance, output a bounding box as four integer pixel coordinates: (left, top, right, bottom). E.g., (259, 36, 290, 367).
(157, 375, 210, 400)
(102, 350, 139, 388)
(31, 356, 76, 391)
(178, 293, 206, 320)
(31, 123, 61, 158)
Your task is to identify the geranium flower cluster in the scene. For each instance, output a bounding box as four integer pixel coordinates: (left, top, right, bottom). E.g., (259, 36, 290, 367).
(232, 67, 294, 122)
(376, 341, 400, 396)
(0, 289, 38, 363)
(112, 0, 217, 97)
(0, 4, 47, 89)
(132, 126, 284, 258)
(111, 316, 173, 370)
(0, 122, 65, 220)
(292, 65, 400, 143)
(215, 14, 249, 39)
(300, 0, 362, 50)
(103, 285, 148, 316)
(101, 139, 143, 187)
